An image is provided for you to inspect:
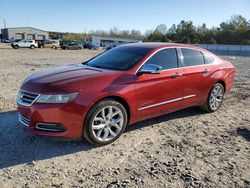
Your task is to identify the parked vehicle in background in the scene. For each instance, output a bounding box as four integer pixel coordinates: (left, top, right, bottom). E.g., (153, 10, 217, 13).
(43, 40, 60, 49)
(13, 39, 22, 43)
(91, 44, 99, 50)
(61, 43, 82, 50)
(17, 43, 235, 146)
(83, 42, 99, 50)
(11, 40, 38, 49)
(35, 40, 44, 48)
(3, 38, 15, 43)
(83, 42, 93, 49)
(107, 44, 118, 50)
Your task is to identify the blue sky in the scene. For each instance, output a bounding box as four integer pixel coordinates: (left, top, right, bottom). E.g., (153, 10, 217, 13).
(0, 0, 249, 33)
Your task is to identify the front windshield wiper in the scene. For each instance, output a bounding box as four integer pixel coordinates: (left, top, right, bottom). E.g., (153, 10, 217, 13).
(84, 62, 119, 71)
(92, 65, 102, 68)
(85, 64, 104, 69)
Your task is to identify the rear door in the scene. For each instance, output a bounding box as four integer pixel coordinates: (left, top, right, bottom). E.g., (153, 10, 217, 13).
(19, 40, 27, 47)
(72, 44, 78, 50)
(25, 40, 33, 47)
(135, 48, 184, 121)
(179, 48, 214, 108)
(68, 44, 73, 49)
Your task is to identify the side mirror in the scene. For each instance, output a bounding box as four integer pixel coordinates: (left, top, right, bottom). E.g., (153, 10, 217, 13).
(137, 64, 162, 75)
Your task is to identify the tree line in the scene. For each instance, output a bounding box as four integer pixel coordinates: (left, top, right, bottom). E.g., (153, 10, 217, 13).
(50, 15, 250, 45)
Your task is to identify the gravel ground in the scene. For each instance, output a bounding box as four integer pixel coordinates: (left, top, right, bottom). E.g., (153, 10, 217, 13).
(0, 43, 249, 188)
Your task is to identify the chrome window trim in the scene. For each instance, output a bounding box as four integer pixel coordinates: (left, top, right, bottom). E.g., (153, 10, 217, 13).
(135, 46, 217, 75)
(138, 94, 196, 111)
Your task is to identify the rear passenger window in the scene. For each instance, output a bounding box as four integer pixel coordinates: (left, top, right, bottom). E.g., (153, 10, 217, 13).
(181, 48, 205, 67)
(204, 53, 215, 64)
(145, 48, 178, 69)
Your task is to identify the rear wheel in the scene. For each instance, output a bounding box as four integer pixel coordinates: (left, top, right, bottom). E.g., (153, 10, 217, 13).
(83, 99, 128, 146)
(30, 45, 35, 49)
(201, 83, 224, 112)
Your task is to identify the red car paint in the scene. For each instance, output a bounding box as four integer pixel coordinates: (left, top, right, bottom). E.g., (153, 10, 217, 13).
(17, 43, 235, 139)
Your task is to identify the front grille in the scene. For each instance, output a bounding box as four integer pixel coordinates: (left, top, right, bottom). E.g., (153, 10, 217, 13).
(17, 90, 39, 106)
(19, 113, 30, 126)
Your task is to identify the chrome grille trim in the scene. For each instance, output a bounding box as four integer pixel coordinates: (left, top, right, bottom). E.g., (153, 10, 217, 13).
(17, 90, 40, 107)
(18, 113, 30, 127)
(36, 123, 64, 132)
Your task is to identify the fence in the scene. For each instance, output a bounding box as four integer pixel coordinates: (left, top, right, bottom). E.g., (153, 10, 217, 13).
(195, 44, 250, 56)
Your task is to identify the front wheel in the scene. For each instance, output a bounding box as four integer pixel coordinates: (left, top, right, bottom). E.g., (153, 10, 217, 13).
(83, 99, 128, 146)
(201, 83, 225, 112)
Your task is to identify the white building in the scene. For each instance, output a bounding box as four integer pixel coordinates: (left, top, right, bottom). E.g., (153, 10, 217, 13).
(1, 27, 49, 40)
(92, 35, 142, 47)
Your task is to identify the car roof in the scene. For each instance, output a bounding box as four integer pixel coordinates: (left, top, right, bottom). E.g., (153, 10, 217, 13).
(121, 42, 209, 53)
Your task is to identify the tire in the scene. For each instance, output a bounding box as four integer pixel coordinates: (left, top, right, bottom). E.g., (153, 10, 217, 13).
(13, 45, 19, 49)
(201, 83, 225, 113)
(30, 45, 35, 49)
(83, 99, 128, 146)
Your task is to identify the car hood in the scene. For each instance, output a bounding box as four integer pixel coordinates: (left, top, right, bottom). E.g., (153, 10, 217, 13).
(21, 64, 117, 93)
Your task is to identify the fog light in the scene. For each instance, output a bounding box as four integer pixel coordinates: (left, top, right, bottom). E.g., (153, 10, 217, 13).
(36, 123, 65, 132)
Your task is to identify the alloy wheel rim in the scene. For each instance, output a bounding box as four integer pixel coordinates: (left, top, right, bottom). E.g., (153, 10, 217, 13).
(92, 106, 124, 141)
(209, 85, 224, 111)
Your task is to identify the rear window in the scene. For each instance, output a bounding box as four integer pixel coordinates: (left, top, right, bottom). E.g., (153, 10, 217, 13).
(204, 53, 215, 64)
(181, 48, 205, 67)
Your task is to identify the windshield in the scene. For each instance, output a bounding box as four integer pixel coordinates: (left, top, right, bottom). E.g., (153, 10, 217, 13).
(85, 46, 152, 70)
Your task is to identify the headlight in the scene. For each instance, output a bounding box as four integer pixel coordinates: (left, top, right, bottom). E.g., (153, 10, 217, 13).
(36, 93, 78, 104)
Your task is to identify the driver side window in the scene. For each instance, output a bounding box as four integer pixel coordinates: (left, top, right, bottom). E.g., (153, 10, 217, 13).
(145, 48, 178, 70)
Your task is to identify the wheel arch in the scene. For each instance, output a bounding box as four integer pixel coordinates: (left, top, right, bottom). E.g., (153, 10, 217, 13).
(94, 95, 131, 124)
(203, 79, 226, 106)
(216, 80, 226, 91)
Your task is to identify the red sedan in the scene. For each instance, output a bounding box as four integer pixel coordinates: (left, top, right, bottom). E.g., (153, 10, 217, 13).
(17, 43, 235, 146)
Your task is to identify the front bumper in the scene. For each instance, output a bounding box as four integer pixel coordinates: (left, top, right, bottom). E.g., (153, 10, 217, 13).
(17, 101, 86, 139)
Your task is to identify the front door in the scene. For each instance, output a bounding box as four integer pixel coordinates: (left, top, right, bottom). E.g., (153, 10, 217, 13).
(134, 48, 184, 121)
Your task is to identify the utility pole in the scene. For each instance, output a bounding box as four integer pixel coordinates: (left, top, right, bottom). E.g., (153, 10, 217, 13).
(3, 19, 6, 28)
(84, 28, 87, 42)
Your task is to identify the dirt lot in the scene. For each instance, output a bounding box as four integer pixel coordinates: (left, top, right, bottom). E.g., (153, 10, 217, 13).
(0, 43, 249, 188)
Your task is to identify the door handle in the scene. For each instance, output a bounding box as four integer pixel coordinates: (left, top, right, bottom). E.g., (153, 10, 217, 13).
(171, 73, 182, 78)
(202, 69, 209, 74)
